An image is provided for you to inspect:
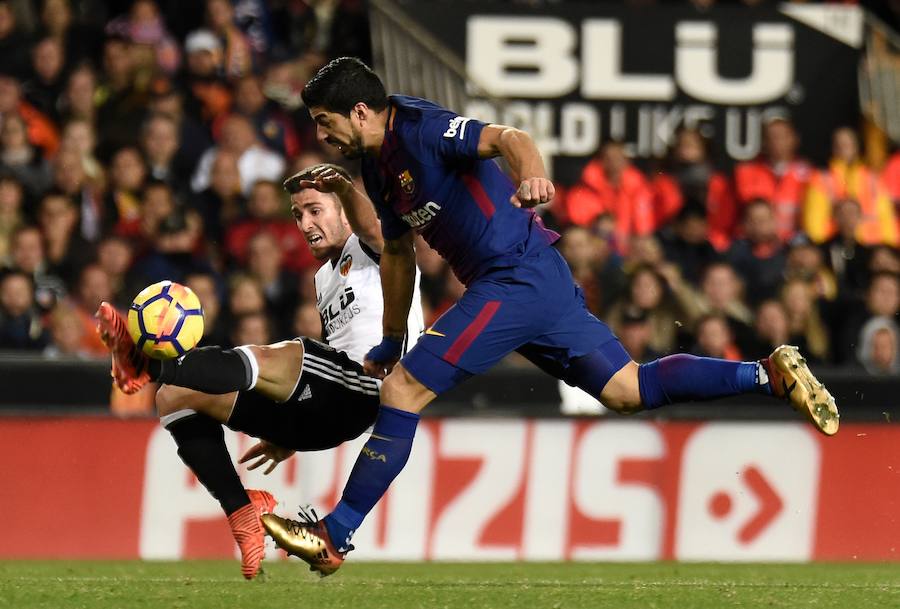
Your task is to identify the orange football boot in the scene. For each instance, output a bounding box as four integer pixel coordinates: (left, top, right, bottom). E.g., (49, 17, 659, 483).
(95, 301, 151, 394)
(228, 489, 278, 580)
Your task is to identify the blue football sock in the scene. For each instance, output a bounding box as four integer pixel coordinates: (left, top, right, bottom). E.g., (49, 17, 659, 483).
(638, 354, 770, 410)
(323, 405, 420, 551)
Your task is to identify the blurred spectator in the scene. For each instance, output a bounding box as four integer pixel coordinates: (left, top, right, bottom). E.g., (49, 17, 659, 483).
(607, 264, 683, 355)
(71, 263, 114, 357)
(24, 36, 67, 123)
(227, 73, 299, 158)
(803, 127, 897, 246)
(7, 224, 66, 312)
(748, 298, 790, 359)
(693, 313, 741, 361)
(131, 206, 209, 284)
(105, 0, 181, 75)
(140, 112, 192, 195)
(230, 310, 271, 346)
(180, 28, 232, 125)
(836, 272, 900, 364)
(870, 246, 900, 276)
(103, 146, 147, 235)
(780, 278, 830, 363)
(657, 205, 720, 286)
(562, 140, 654, 253)
(856, 316, 900, 376)
(727, 200, 787, 303)
(784, 236, 838, 302)
(145, 77, 211, 172)
(558, 225, 625, 317)
(270, 0, 372, 70)
(118, 179, 177, 251)
(96, 35, 148, 157)
(185, 270, 229, 347)
(95, 235, 138, 308)
(60, 118, 104, 188)
(293, 301, 323, 340)
(193, 149, 244, 246)
(0, 270, 48, 350)
(59, 63, 98, 124)
(42, 301, 94, 359)
(652, 126, 736, 251)
(0, 175, 24, 259)
(246, 230, 298, 334)
(0, 69, 59, 158)
(38, 0, 104, 70)
(0, 112, 53, 198)
(205, 0, 254, 79)
(53, 146, 101, 241)
(0, 0, 33, 80)
(617, 304, 660, 363)
(38, 191, 94, 288)
(676, 262, 753, 348)
(734, 117, 811, 242)
(226, 179, 316, 274)
(822, 199, 872, 297)
(227, 271, 266, 321)
(191, 113, 285, 195)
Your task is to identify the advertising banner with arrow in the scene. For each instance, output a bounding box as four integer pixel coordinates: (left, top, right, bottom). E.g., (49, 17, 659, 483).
(1, 417, 898, 561)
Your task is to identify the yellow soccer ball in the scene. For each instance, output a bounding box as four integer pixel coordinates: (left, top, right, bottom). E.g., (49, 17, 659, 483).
(127, 280, 205, 359)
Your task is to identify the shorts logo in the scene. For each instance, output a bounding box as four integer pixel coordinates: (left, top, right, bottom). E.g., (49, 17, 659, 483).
(443, 116, 471, 140)
(399, 170, 415, 195)
(340, 253, 353, 276)
(400, 201, 442, 228)
(425, 328, 446, 337)
(297, 384, 313, 401)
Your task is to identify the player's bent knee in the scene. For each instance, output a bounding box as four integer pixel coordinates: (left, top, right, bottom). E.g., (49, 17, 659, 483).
(598, 361, 644, 415)
(381, 364, 435, 413)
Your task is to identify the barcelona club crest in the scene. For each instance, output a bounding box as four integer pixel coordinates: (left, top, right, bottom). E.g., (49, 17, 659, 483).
(340, 253, 353, 276)
(399, 169, 415, 195)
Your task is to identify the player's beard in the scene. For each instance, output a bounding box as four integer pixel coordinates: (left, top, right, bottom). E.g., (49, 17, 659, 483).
(341, 131, 366, 159)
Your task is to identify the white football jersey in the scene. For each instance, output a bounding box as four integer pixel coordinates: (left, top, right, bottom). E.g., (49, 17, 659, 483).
(314, 234, 424, 365)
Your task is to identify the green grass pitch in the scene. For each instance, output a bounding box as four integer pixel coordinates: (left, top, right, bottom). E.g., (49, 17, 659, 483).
(2, 561, 899, 609)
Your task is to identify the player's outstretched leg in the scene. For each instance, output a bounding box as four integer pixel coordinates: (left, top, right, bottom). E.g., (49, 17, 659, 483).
(95, 302, 150, 394)
(591, 341, 839, 435)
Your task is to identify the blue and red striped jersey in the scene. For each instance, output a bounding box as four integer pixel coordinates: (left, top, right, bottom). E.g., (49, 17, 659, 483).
(361, 95, 559, 286)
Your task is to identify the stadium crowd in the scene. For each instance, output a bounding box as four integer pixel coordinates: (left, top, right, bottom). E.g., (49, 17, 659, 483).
(0, 0, 899, 395)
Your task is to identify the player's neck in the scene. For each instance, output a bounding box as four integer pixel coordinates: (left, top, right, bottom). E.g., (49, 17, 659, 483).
(328, 236, 351, 266)
(364, 106, 392, 158)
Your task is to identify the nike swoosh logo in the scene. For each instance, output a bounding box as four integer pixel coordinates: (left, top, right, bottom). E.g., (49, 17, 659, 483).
(370, 433, 393, 442)
(782, 379, 797, 398)
(425, 328, 445, 337)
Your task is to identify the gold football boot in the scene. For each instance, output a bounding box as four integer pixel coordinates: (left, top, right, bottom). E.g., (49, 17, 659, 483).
(763, 345, 839, 436)
(261, 507, 349, 577)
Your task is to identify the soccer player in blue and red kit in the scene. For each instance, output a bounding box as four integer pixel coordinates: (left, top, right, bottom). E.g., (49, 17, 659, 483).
(261, 57, 840, 576)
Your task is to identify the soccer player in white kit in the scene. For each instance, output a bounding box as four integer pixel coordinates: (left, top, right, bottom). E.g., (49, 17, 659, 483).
(95, 163, 423, 579)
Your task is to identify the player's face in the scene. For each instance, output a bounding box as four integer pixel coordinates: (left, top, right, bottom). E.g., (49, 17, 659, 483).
(310, 106, 365, 159)
(291, 188, 351, 261)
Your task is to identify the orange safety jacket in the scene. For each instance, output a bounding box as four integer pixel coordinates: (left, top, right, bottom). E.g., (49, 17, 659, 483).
(803, 160, 898, 246)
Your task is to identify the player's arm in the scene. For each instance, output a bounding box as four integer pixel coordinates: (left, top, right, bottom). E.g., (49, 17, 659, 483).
(297, 165, 384, 252)
(363, 230, 416, 378)
(476, 124, 555, 209)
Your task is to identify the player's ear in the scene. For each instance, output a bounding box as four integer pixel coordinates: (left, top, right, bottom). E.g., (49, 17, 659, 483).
(351, 102, 369, 124)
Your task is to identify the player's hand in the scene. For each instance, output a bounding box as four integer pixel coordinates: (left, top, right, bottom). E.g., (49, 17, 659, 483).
(510, 178, 555, 208)
(297, 164, 353, 197)
(238, 440, 295, 475)
(363, 336, 403, 379)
